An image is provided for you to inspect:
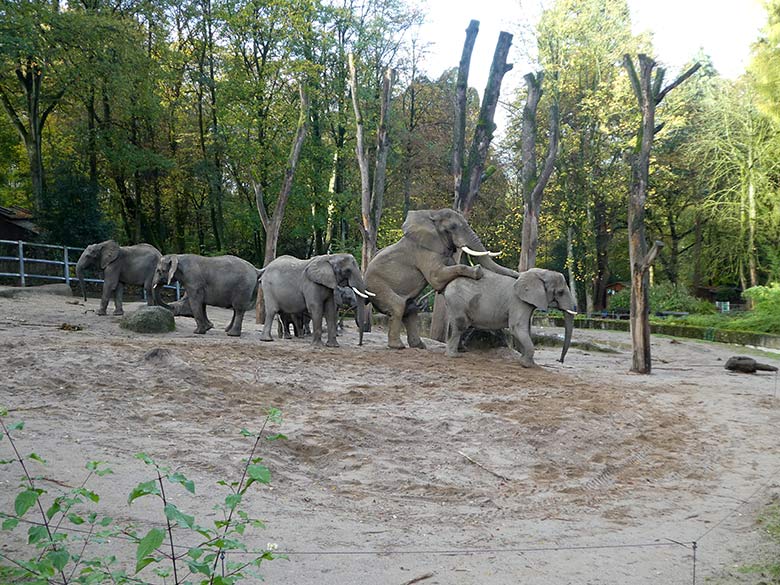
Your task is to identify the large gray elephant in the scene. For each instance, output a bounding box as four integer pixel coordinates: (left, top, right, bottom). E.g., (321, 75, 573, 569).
(153, 254, 260, 336)
(76, 240, 162, 315)
(444, 268, 576, 366)
(365, 208, 519, 349)
(260, 254, 371, 347)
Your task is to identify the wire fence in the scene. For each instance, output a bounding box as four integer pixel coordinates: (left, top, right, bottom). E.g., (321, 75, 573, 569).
(0, 239, 181, 300)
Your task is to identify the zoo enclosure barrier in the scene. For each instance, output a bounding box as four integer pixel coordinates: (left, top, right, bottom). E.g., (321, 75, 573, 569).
(0, 239, 181, 300)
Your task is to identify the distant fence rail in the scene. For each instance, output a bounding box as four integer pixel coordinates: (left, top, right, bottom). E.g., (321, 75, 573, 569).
(0, 239, 180, 299)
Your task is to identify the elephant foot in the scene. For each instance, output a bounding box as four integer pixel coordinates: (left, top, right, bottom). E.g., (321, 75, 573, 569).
(259, 333, 274, 342)
(446, 350, 460, 358)
(311, 339, 323, 348)
(387, 340, 406, 350)
(473, 265, 484, 279)
(226, 330, 242, 337)
(408, 339, 426, 349)
(96, 309, 107, 316)
(194, 322, 213, 335)
(113, 309, 124, 316)
(325, 339, 339, 348)
(518, 357, 537, 369)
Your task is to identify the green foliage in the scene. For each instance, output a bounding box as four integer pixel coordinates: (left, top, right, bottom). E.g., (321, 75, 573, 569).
(0, 408, 284, 584)
(608, 283, 717, 314)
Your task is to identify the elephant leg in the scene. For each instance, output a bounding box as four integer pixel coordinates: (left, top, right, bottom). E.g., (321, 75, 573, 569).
(427, 264, 483, 292)
(381, 292, 407, 349)
(510, 311, 536, 368)
(260, 298, 278, 341)
(226, 309, 244, 337)
(97, 282, 112, 315)
(308, 301, 325, 347)
(191, 297, 212, 334)
(403, 312, 426, 349)
(324, 297, 339, 348)
(144, 279, 155, 306)
(113, 283, 125, 316)
(446, 315, 467, 357)
(225, 313, 236, 333)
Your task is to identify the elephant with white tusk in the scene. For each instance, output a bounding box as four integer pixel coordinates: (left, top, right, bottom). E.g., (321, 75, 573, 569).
(75, 240, 162, 316)
(259, 254, 371, 347)
(153, 254, 261, 336)
(365, 208, 519, 349)
(443, 268, 576, 367)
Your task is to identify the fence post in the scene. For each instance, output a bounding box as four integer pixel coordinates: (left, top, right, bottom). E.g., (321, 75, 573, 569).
(176, 281, 181, 300)
(63, 246, 70, 285)
(18, 241, 25, 287)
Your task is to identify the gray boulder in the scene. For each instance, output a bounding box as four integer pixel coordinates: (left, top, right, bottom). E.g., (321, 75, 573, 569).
(120, 306, 175, 334)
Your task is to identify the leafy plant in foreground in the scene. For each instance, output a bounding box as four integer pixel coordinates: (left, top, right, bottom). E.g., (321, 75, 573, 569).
(0, 406, 285, 584)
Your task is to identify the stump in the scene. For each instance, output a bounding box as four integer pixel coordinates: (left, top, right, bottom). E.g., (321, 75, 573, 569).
(120, 306, 175, 334)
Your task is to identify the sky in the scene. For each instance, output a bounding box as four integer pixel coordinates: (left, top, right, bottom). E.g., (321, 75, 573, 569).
(413, 0, 768, 104)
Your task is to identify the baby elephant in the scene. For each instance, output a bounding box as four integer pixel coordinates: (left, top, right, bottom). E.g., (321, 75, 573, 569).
(154, 254, 261, 336)
(443, 268, 576, 367)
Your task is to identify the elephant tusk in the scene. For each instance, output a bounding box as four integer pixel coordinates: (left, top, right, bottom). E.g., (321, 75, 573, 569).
(461, 246, 501, 257)
(564, 309, 577, 315)
(351, 286, 369, 299)
(364, 290, 376, 297)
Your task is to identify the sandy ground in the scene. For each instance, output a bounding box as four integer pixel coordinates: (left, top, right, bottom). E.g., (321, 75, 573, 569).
(1, 290, 780, 585)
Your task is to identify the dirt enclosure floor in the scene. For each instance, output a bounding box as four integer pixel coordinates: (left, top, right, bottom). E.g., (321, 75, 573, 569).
(2, 290, 780, 584)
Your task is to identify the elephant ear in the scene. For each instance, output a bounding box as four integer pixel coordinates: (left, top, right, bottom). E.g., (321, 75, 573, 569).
(402, 210, 449, 255)
(100, 240, 120, 269)
(514, 269, 548, 310)
(305, 256, 338, 289)
(166, 255, 179, 285)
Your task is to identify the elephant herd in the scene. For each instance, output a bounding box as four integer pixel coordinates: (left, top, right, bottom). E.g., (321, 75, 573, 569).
(75, 209, 577, 365)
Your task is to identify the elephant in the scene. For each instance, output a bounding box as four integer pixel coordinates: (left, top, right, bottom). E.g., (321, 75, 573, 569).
(443, 268, 576, 367)
(365, 208, 519, 349)
(259, 254, 372, 347)
(276, 286, 362, 341)
(75, 240, 162, 316)
(153, 254, 261, 336)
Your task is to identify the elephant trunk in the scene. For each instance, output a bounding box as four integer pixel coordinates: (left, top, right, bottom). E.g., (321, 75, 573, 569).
(355, 300, 367, 346)
(153, 282, 173, 311)
(460, 228, 520, 279)
(75, 253, 90, 301)
(559, 311, 574, 363)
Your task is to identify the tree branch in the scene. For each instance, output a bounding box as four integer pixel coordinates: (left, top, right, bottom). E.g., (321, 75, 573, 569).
(656, 62, 702, 104)
(0, 84, 29, 142)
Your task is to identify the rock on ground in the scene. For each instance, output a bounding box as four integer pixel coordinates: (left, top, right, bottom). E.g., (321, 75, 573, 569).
(119, 306, 175, 333)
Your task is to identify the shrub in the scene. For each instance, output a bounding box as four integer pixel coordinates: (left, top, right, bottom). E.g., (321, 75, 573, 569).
(607, 283, 716, 315)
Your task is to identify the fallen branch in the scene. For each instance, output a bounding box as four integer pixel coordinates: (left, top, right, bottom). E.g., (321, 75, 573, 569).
(400, 572, 435, 585)
(458, 451, 512, 482)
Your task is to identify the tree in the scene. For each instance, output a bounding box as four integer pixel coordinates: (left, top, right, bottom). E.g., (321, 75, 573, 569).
(349, 53, 396, 270)
(623, 54, 700, 374)
(517, 71, 559, 272)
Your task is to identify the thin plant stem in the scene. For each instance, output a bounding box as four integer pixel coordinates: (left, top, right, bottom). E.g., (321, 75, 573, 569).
(0, 417, 70, 584)
(157, 469, 179, 585)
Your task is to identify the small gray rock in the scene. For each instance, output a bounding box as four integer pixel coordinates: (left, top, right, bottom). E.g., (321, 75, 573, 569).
(120, 306, 175, 334)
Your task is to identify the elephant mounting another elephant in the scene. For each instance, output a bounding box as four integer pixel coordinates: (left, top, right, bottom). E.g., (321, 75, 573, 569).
(153, 254, 261, 336)
(76, 240, 162, 316)
(365, 208, 520, 349)
(260, 254, 372, 347)
(444, 268, 576, 367)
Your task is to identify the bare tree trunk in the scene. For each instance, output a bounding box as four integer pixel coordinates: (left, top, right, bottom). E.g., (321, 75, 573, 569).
(349, 53, 396, 271)
(452, 20, 479, 205)
(255, 85, 310, 268)
(455, 31, 514, 216)
(624, 54, 699, 374)
(518, 72, 559, 272)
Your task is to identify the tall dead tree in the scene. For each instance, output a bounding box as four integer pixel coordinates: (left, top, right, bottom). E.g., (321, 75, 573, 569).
(430, 22, 514, 342)
(518, 71, 559, 272)
(453, 26, 514, 215)
(349, 53, 396, 271)
(623, 54, 699, 374)
(254, 84, 310, 268)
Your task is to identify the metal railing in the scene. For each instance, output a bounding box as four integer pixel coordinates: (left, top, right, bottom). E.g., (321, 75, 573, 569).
(0, 239, 181, 300)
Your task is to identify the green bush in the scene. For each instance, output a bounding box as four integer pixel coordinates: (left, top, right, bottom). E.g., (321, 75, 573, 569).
(607, 283, 716, 315)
